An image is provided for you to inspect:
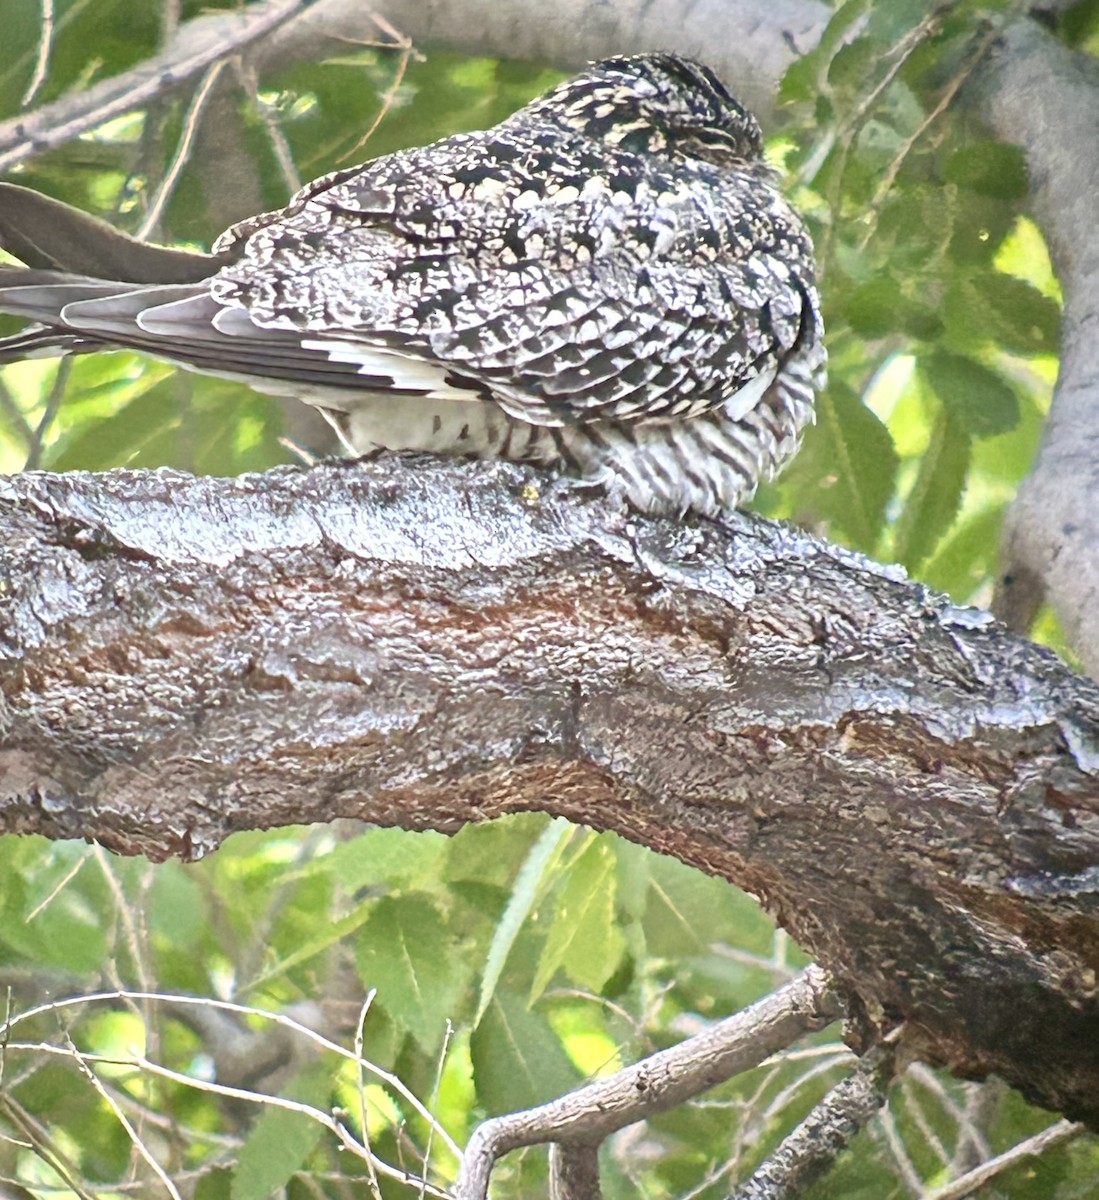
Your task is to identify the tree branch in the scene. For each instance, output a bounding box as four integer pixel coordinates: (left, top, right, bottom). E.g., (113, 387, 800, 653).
(731, 1046, 893, 1199)
(258, 0, 829, 123)
(456, 966, 841, 1199)
(975, 22, 1099, 673)
(1, 458, 1097, 1131)
(0, 0, 318, 174)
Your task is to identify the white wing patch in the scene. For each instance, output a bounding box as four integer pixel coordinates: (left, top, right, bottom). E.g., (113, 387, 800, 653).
(722, 362, 778, 422)
(299, 338, 477, 401)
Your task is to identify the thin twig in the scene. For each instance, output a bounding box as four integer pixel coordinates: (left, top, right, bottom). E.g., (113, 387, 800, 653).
(9, 1039, 454, 1200)
(876, 1099, 925, 1197)
(420, 1018, 453, 1200)
(0, 0, 317, 173)
(0, 1092, 96, 1200)
(236, 59, 302, 196)
(339, 14, 422, 161)
(354, 989, 385, 1200)
(23, 850, 91, 923)
(62, 1032, 184, 1200)
(731, 1046, 895, 1199)
(136, 59, 229, 242)
(92, 845, 153, 992)
(20, 0, 56, 109)
(0, 374, 33, 455)
(0, 989, 462, 1162)
(857, 20, 1001, 251)
(817, 2, 959, 269)
(22, 357, 71, 471)
(924, 1119, 1085, 1200)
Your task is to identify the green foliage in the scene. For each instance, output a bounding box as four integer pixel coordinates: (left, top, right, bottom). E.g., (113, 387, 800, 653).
(0, 2, 1092, 1197)
(231, 1064, 330, 1200)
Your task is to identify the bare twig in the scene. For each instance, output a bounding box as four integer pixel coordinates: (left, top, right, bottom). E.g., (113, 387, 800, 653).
(0, 989, 463, 1163)
(857, 19, 1001, 252)
(339, 15, 422, 162)
(924, 1119, 1084, 1200)
(23, 849, 91, 923)
(876, 1101, 925, 1197)
(62, 1031, 184, 1200)
(237, 60, 303, 196)
(354, 990, 385, 1200)
(731, 1046, 895, 1199)
(20, 0, 56, 109)
(0, 0, 317, 174)
(10, 1038, 451, 1198)
(455, 967, 840, 1200)
(22, 357, 70, 471)
(136, 59, 229, 242)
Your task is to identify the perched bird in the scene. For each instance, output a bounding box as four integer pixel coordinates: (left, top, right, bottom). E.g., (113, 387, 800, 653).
(0, 53, 824, 517)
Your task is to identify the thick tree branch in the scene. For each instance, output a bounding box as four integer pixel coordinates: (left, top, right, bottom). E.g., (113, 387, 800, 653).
(1, 458, 1097, 1132)
(258, 0, 828, 123)
(975, 24, 1099, 673)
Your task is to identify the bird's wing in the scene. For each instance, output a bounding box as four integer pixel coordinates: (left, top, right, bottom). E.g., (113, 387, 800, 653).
(0, 131, 816, 426)
(206, 137, 815, 427)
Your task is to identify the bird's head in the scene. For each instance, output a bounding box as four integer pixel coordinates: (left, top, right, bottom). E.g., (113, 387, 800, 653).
(525, 53, 764, 166)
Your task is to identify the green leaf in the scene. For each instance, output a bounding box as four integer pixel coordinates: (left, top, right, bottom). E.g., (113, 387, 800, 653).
(843, 276, 903, 338)
(921, 351, 1019, 437)
(942, 139, 1027, 200)
(356, 894, 469, 1048)
(470, 990, 580, 1113)
(922, 506, 1004, 601)
(529, 835, 625, 1004)
(970, 274, 1061, 357)
(779, 0, 870, 102)
(790, 382, 898, 550)
(231, 1063, 329, 1200)
(327, 826, 450, 893)
(644, 856, 776, 962)
(893, 407, 970, 571)
(47, 370, 183, 470)
(828, 38, 878, 95)
(476, 817, 572, 1026)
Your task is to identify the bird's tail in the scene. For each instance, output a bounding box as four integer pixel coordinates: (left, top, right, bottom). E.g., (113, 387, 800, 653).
(0, 182, 226, 282)
(0, 181, 235, 364)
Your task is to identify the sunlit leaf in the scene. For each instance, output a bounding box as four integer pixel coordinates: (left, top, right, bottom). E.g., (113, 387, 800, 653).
(356, 894, 469, 1048)
(530, 835, 625, 1003)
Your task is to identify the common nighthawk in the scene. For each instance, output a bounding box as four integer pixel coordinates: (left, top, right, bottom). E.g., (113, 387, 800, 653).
(0, 53, 824, 517)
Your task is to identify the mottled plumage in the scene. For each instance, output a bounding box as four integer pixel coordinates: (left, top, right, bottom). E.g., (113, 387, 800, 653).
(0, 53, 824, 516)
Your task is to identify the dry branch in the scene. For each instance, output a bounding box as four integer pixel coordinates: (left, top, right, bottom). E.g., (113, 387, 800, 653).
(457, 967, 841, 1199)
(1, 457, 1097, 1132)
(0, 0, 317, 174)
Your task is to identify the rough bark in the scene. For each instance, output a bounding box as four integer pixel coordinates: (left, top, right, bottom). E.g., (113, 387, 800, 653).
(1, 458, 1098, 1130)
(5, 1, 1097, 668)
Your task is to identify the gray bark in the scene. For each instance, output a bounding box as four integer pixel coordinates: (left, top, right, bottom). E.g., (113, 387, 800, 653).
(974, 25, 1099, 674)
(1, 459, 1098, 1130)
(262, 0, 828, 122)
